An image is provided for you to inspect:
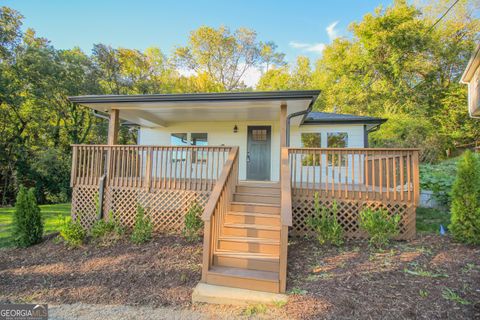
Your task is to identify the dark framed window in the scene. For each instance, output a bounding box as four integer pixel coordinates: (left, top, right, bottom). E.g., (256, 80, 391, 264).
(301, 133, 321, 166)
(327, 132, 348, 148)
(327, 132, 348, 166)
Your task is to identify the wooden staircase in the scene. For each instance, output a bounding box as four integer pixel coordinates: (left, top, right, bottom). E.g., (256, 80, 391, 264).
(205, 182, 282, 293)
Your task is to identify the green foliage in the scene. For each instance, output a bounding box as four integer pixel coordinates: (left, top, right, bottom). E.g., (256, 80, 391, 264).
(307, 193, 343, 246)
(182, 201, 204, 242)
(90, 211, 124, 245)
(449, 151, 480, 245)
(420, 157, 460, 207)
(359, 208, 400, 247)
(130, 205, 153, 244)
(11, 186, 43, 247)
(243, 304, 267, 316)
(442, 288, 470, 305)
(59, 216, 86, 247)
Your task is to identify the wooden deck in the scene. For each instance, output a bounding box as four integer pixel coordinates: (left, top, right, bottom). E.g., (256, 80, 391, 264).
(70, 145, 419, 293)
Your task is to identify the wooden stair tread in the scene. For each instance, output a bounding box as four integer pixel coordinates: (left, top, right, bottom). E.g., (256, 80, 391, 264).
(209, 266, 278, 282)
(234, 192, 280, 197)
(214, 251, 279, 260)
(218, 236, 280, 244)
(223, 223, 281, 231)
(230, 201, 280, 207)
(237, 181, 280, 188)
(227, 211, 280, 218)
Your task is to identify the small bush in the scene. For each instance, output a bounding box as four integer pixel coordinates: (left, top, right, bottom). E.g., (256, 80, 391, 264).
(12, 186, 44, 247)
(449, 150, 480, 245)
(183, 201, 204, 241)
(307, 193, 343, 246)
(90, 211, 124, 246)
(60, 217, 86, 247)
(359, 208, 400, 247)
(130, 205, 153, 244)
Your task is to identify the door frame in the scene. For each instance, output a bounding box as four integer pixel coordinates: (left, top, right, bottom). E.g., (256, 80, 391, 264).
(246, 125, 272, 181)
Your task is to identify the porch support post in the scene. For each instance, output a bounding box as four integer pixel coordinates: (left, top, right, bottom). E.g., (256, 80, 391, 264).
(107, 109, 119, 145)
(280, 103, 287, 148)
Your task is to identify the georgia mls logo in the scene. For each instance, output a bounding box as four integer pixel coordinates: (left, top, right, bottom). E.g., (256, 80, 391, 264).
(0, 304, 48, 320)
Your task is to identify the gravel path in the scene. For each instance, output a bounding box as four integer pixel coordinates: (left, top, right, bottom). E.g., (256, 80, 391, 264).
(49, 303, 207, 320)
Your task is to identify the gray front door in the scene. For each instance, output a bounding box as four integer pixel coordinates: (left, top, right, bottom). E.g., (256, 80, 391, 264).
(247, 126, 271, 181)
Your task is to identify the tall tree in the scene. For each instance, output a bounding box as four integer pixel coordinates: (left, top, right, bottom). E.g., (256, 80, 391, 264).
(173, 26, 284, 90)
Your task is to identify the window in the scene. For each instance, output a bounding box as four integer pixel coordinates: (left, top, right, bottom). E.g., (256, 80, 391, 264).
(170, 133, 208, 163)
(252, 129, 267, 141)
(191, 133, 208, 146)
(301, 133, 321, 166)
(171, 133, 188, 146)
(327, 132, 348, 148)
(327, 132, 348, 166)
(170, 133, 208, 146)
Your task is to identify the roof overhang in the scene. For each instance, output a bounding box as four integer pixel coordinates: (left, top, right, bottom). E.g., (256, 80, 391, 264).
(460, 44, 480, 84)
(68, 91, 320, 127)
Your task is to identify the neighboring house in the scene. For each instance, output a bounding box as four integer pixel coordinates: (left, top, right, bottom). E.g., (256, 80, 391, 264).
(68, 91, 419, 295)
(461, 43, 480, 118)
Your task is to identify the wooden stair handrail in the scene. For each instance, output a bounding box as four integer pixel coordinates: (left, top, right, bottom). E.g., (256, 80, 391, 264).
(201, 147, 239, 221)
(280, 148, 293, 227)
(279, 147, 292, 293)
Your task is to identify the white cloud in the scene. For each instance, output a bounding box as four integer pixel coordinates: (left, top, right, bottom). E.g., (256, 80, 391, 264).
(326, 21, 339, 41)
(289, 41, 326, 54)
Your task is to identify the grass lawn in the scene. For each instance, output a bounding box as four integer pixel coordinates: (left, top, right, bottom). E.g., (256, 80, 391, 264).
(416, 207, 450, 234)
(0, 203, 71, 248)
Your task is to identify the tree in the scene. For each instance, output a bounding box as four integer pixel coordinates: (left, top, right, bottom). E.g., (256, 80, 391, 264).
(174, 26, 284, 90)
(449, 151, 480, 244)
(12, 186, 43, 247)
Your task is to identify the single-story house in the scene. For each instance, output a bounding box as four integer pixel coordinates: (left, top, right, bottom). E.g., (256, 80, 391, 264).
(68, 90, 419, 294)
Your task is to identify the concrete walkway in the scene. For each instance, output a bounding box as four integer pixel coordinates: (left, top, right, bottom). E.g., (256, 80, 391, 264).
(49, 303, 207, 320)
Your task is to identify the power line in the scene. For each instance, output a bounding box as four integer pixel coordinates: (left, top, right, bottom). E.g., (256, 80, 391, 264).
(426, 0, 461, 33)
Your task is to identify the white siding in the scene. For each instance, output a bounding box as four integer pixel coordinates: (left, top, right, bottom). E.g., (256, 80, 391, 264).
(139, 122, 366, 182)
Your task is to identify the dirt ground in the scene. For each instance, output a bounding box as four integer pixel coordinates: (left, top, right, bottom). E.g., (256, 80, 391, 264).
(0, 234, 479, 319)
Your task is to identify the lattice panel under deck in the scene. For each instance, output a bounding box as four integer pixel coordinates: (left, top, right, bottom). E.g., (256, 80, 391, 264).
(103, 187, 210, 233)
(71, 185, 98, 229)
(291, 195, 415, 240)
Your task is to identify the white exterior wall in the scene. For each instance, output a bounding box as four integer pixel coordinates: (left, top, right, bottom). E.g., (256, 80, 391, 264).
(139, 122, 365, 182)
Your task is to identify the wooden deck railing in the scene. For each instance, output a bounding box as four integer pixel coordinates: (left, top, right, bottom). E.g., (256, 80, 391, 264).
(71, 145, 233, 192)
(288, 148, 420, 204)
(201, 147, 239, 281)
(279, 148, 292, 292)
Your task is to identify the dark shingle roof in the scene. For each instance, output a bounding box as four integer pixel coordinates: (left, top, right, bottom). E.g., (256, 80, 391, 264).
(303, 112, 387, 125)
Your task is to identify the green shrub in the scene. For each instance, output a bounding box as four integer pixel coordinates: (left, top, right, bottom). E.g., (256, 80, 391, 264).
(130, 205, 153, 244)
(90, 211, 125, 245)
(359, 208, 400, 247)
(183, 201, 204, 241)
(60, 216, 86, 247)
(12, 186, 44, 247)
(307, 193, 343, 246)
(449, 150, 480, 245)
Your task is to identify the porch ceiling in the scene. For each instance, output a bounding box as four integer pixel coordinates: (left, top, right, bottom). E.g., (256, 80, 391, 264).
(68, 91, 320, 128)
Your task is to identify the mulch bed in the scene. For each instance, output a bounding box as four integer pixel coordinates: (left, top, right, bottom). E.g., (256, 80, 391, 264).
(0, 234, 479, 319)
(0, 235, 203, 307)
(286, 235, 480, 320)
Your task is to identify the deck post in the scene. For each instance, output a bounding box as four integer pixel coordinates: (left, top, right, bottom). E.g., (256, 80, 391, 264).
(280, 103, 287, 179)
(280, 103, 287, 148)
(107, 109, 120, 145)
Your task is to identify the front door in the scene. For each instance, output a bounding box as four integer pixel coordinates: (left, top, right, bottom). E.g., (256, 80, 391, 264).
(247, 126, 271, 181)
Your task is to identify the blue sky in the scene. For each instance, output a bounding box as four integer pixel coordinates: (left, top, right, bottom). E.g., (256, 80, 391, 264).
(4, 0, 392, 85)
